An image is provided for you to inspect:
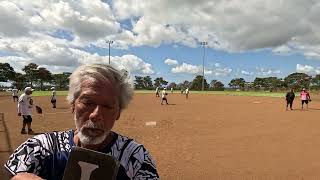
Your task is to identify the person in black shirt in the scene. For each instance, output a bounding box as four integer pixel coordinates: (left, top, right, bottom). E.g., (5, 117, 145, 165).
(286, 89, 295, 110)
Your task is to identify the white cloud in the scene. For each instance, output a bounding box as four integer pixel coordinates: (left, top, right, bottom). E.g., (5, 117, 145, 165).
(1, 0, 320, 60)
(171, 63, 202, 74)
(214, 63, 221, 68)
(70, 49, 154, 74)
(0, 36, 79, 67)
(0, 1, 31, 37)
(0, 0, 120, 43)
(171, 62, 231, 76)
(214, 67, 232, 76)
(241, 70, 254, 76)
(112, 55, 154, 74)
(0, 35, 154, 75)
(111, 0, 320, 59)
(296, 64, 320, 75)
(164, 58, 179, 66)
(171, 63, 213, 75)
(255, 67, 281, 76)
(272, 45, 292, 54)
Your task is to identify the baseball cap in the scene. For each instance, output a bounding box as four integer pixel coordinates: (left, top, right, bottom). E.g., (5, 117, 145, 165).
(24, 87, 34, 92)
(302, 88, 306, 91)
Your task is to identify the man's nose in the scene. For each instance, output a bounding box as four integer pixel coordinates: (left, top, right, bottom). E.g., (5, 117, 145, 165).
(89, 105, 103, 122)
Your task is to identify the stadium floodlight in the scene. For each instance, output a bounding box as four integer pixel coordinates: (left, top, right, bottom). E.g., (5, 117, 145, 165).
(200, 41, 208, 91)
(106, 40, 114, 65)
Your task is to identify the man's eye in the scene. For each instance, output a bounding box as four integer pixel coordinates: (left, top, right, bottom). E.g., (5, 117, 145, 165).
(102, 104, 113, 109)
(82, 101, 94, 106)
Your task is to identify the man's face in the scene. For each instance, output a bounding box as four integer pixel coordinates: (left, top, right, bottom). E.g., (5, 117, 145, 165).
(73, 78, 120, 145)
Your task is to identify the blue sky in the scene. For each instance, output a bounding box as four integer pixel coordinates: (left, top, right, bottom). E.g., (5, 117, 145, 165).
(1, 0, 320, 85)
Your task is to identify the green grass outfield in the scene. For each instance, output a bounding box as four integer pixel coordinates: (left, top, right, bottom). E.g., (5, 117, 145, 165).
(0, 90, 299, 98)
(135, 90, 292, 98)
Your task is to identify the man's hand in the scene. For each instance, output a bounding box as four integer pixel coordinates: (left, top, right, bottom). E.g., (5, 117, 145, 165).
(11, 173, 43, 180)
(18, 113, 21, 116)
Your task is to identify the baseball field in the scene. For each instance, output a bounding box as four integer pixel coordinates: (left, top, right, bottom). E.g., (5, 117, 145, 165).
(1, 91, 320, 180)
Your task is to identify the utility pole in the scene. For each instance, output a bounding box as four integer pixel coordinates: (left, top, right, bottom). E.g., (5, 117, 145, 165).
(200, 41, 208, 91)
(106, 40, 113, 65)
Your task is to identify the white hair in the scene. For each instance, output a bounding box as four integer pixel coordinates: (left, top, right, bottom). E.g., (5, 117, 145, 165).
(67, 64, 134, 111)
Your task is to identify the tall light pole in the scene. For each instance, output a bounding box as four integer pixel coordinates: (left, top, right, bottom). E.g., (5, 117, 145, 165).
(106, 40, 113, 65)
(200, 41, 208, 91)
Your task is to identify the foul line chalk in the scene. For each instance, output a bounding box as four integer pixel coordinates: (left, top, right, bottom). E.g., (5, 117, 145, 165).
(252, 101, 262, 104)
(145, 121, 157, 126)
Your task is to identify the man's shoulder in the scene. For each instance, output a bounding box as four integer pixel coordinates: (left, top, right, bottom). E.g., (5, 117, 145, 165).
(29, 130, 73, 149)
(112, 133, 151, 161)
(112, 133, 158, 175)
(114, 133, 142, 148)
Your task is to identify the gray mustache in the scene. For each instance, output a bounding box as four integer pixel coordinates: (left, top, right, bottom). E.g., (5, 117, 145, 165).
(82, 120, 105, 130)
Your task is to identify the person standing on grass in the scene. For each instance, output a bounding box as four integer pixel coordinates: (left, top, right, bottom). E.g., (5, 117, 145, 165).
(12, 87, 19, 102)
(17, 87, 34, 134)
(300, 88, 311, 109)
(285, 89, 295, 110)
(50, 87, 57, 108)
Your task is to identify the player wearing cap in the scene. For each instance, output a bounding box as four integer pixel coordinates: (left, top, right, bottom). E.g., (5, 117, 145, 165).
(12, 87, 19, 102)
(161, 87, 169, 105)
(300, 88, 311, 109)
(18, 87, 34, 134)
(51, 87, 57, 108)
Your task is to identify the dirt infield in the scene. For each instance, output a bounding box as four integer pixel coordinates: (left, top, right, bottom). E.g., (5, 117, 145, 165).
(1, 93, 320, 179)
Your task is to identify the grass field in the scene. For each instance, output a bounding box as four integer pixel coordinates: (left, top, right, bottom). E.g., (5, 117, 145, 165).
(135, 90, 295, 98)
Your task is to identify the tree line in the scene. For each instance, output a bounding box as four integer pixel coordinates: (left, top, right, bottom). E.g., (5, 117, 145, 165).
(134, 75, 224, 91)
(135, 73, 320, 91)
(1, 62, 319, 91)
(0, 63, 70, 90)
(229, 73, 320, 91)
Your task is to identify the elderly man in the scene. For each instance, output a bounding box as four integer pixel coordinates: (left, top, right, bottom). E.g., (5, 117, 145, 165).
(17, 87, 34, 134)
(5, 64, 159, 180)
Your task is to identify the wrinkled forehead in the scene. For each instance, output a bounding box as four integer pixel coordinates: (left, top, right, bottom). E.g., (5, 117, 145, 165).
(81, 77, 119, 94)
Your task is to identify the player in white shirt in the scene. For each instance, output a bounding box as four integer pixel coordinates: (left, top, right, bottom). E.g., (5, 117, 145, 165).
(18, 87, 34, 134)
(51, 87, 57, 108)
(161, 88, 169, 105)
(155, 86, 160, 97)
(12, 87, 19, 102)
(185, 88, 189, 99)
